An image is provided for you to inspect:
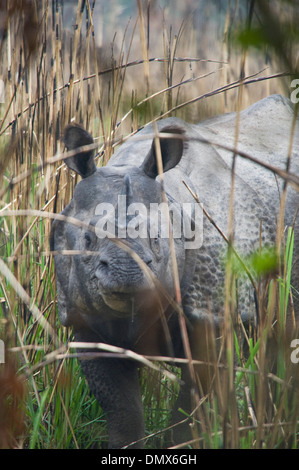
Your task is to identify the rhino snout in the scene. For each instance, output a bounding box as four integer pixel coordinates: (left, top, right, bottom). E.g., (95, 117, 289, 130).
(93, 250, 153, 313)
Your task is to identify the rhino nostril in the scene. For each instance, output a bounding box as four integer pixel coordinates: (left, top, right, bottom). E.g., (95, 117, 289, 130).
(100, 258, 109, 268)
(95, 257, 109, 277)
(95, 259, 109, 281)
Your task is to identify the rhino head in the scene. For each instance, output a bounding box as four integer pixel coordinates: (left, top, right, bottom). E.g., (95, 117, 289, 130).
(51, 124, 196, 349)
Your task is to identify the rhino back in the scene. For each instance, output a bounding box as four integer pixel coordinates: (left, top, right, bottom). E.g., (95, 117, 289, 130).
(195, 94, 299, 218)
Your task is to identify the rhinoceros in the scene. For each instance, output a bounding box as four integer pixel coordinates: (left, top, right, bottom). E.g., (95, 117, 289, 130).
(50, 94, 299, 448)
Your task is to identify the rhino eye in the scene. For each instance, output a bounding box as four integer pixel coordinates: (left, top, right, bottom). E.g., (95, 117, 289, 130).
(84, 232, 92, 249)
(151, 235, 160, 254)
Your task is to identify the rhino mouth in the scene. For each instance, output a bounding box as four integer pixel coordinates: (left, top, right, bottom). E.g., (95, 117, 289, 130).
(101, 290, 147, 314)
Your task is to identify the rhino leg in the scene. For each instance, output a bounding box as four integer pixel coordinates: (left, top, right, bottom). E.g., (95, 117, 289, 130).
(171, 317, 221, 446)
(74, 330, 145, 449)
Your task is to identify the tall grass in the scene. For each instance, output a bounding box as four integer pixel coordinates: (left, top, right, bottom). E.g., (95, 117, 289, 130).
(0, 0, 298, 449)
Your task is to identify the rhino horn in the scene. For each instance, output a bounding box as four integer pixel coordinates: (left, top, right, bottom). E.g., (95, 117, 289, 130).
(115, 174, 135, 232)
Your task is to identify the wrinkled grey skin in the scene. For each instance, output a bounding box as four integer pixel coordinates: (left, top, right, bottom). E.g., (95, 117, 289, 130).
(51, 95, 299, 448)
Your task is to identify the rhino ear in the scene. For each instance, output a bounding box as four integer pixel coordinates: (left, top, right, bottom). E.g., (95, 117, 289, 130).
(141, 126, 185, 179)
(62, 123, 97, 178)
